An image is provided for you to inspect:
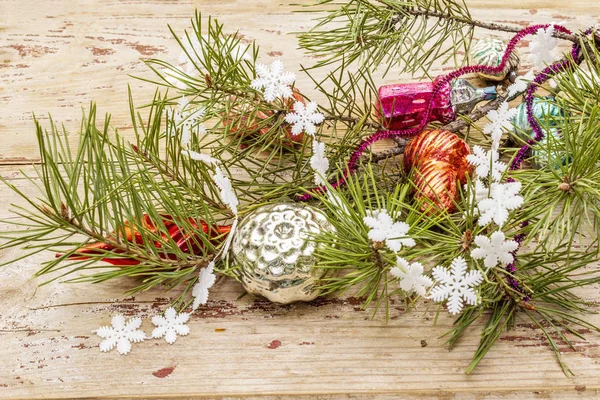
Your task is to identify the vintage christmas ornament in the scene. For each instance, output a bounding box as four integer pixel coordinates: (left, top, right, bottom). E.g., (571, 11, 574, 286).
(510, 96, 568, 168)
(230, 203, 335, 304)
(468, 37, 520, 82)
(223, 89, 306, 144)
(403, 130, 473, 212)
(376, 78, 497, 130)
(61, 214, 232, 266)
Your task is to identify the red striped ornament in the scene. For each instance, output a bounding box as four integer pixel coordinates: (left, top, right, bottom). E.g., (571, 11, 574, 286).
(403, 130, 473, 213)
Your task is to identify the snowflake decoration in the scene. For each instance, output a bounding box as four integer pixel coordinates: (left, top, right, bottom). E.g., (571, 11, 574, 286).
(229, 43, 251, 62)
(310, 140, 330, 185)
(214, 167, 239, 215)
(507, 70, 535, 97)
(465, 179, 489, 213)
(285, 101, 325, 137)
(181, 122, 192, 148)
(477, 181, 524, 227)
(390, 257, 433, 296)
(471, 230, 519, 269)
(192, 261, 217, 310)
(250, 59, 296, 102)
(164, 69, 187, 90)
(220, 217, 238, 256)
(177, 100, 206, 148)
(482, 101, 517, 145)
(327, 191, 351, 217)
(151, 307, 190, 344)
(529, 25, 559, 71)
(95, 315, 146, 355)
(181, 151, 238, 215)
(473, 179, 488, 203)
(182, 149, 218, 165)
(466, 145, 506, 182)
(574, 66, 600, 88)
(178, 34, 203, 66)
(429, 257, 483, 315)
(363, 209, 415, 252)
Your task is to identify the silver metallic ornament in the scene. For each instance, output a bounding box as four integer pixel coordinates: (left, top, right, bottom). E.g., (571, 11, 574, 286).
(230, 203, 335, 304)
(468, 37, 520, 82)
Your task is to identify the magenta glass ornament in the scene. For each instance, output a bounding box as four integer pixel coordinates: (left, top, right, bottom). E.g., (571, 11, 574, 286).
(376, 77, 497, 130)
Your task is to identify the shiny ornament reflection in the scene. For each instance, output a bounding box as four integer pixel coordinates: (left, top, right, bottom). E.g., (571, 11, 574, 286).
(468, 37, 520, 82)
(231, 203, 335, 304)
(403, 130, 473, 213)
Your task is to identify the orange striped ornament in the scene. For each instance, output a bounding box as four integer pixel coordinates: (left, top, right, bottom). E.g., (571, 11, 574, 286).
(403, 130, 473, 213)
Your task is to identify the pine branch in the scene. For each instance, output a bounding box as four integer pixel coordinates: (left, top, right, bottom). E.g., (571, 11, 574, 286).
(398, 2, 579, 42)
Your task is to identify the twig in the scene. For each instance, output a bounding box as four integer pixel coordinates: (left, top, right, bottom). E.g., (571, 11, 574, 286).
(324, 115, 381, 130)
(443, 92, 511, 132)
(368, 143, 406, 163)
(395, 5, 580, 43)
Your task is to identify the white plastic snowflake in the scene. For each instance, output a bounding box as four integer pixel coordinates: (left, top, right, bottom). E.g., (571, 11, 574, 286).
(175, 97, 207, 148)
(181, 122, 192, 148)
(327, 191, 351, 216)
(473, 179, 488, 203)
(95, 315, 146, 355)
(574, 66, 600, 89)
(507, 70, 535, 98)
(151, 307, 190, 344)
(465, 179, 490, 208)
(250, 59, 296, 102)
(429, 257, 483, 315)
(483, 101, 517, 145)
(466, 145, 506, 182)
(471, 230, 518, 269)
(214, 166, 239, 215)
(390, 257, 433, 296)
(363, 209, 415, 252)
(229, 43, 251, 62)
(182, 149, 218, 165)
(477, 181, 524, 227)
(220, 217, 238, 256)
(529, 25, 559, 71)
(285, 101, 325, 137)
(178, 34, 202, 66)
(164, 69, 187, 90)
(310, 140, 330, 185)
(192, 261, 217, 310)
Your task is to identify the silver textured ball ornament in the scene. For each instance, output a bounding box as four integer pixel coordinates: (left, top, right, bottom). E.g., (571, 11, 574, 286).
(468, 37, 520, 82)
(230, 203, 335, 304)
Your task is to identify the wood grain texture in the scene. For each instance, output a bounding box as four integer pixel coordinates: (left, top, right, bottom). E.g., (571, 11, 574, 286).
(1, 1, 600, 399)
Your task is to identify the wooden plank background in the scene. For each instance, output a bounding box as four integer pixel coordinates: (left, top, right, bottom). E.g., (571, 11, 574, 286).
(1, 1, 600, 399)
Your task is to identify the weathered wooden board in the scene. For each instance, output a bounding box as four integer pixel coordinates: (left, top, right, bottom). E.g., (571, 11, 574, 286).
(1, 1, 600, 399)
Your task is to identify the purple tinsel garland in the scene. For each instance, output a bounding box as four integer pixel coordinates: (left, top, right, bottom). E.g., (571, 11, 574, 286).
(301, 23, 594, 302)
(298, 24, 575, 201)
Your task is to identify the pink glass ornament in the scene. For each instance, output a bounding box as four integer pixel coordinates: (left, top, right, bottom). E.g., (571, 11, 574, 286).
(375, 78, 497, 130)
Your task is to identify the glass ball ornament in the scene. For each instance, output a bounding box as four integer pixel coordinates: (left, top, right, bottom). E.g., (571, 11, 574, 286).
(403, 129, 473, 213)
(468, 37, 520, 82)
(510, 96, 569, 168)
(230, 203, 335, 304)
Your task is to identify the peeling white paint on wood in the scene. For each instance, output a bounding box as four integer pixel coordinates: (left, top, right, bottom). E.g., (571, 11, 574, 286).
(1, 1, 600, 398)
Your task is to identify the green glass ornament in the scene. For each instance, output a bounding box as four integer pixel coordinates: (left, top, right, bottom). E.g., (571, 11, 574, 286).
(230, 203, 335, 304)
(468, 37, 520, 82)
(510, 96, 569, 168)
